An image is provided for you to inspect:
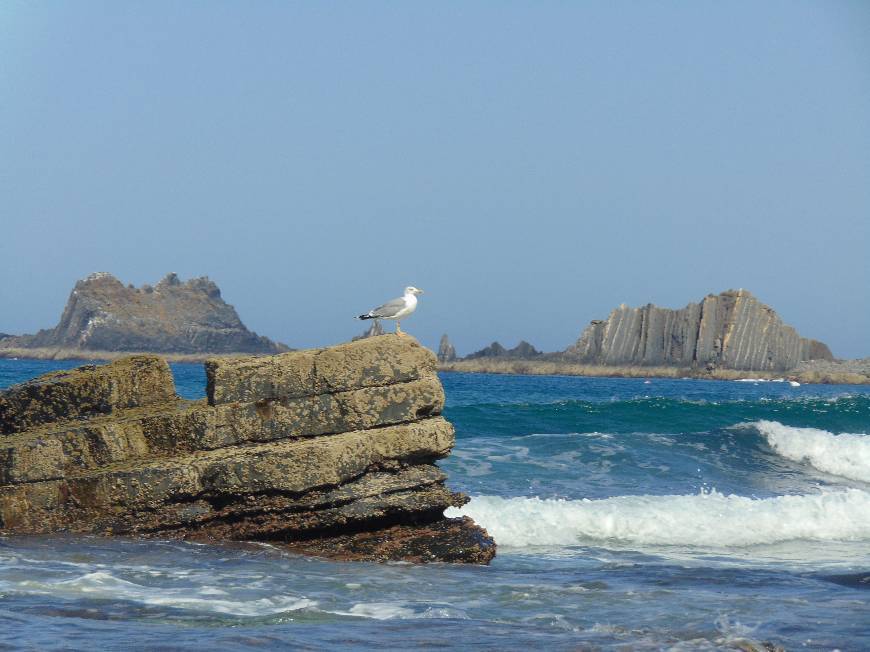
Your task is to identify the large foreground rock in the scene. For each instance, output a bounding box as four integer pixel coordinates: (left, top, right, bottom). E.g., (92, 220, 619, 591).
(5, 272, 287, 355)
(565, 289, 833, 372)
(0, 336, 495, 564)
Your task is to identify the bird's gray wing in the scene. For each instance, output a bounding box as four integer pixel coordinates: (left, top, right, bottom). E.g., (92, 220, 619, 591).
(367, 296, 406, 318)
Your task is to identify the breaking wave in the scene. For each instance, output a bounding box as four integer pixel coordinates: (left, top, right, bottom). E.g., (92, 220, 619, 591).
(748, 420, 870, 483)
(448, 489, 870, 548)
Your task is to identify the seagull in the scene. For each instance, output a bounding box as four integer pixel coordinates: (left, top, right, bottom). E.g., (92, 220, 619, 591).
(357, 286, 424, 336)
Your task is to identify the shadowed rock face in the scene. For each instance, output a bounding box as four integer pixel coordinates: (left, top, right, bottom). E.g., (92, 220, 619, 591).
(0, 336, 495, 564)
(11, 272, 287, 354)
(565, 289, 833, 372)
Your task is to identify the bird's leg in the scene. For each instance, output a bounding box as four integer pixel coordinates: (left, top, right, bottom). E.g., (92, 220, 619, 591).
(395, 321, 404, 336)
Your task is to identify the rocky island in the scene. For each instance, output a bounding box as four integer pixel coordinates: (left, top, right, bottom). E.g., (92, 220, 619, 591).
(0, 336, 495, 563)
(0, 272, 288, 361)
(437, 335, 457, 363)
(564, 289, 831, 371)
(441, 290, 868, 384)
(466, 340, 543, 360)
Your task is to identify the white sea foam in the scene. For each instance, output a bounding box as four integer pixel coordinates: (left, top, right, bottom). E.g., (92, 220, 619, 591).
(751, 420, 870, 483)
(334, 601, 466, 620)
(347, 602, 416, 619)
(447, 488, 870, 548)
(10, 571, 316, 616)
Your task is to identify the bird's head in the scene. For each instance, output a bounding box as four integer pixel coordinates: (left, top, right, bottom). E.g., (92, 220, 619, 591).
(405, 286, 424, 296)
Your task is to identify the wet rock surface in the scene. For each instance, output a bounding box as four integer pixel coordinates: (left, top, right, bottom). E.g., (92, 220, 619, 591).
(282, 516, 497, 564)
(0, 336, 495, 564)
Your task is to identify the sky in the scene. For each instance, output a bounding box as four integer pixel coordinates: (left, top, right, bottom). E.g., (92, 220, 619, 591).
(1, 2, 868, 358)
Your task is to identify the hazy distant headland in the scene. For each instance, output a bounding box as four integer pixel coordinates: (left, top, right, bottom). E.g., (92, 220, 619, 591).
(0, 272, 289, 362)
(440, 289, 870, 385)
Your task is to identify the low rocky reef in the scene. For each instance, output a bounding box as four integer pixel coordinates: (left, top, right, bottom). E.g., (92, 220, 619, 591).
(0, 337, 495, 564)
(439, 357, 870, 385)
(465, 340, 542, 360)
(438, 289, 859, 382)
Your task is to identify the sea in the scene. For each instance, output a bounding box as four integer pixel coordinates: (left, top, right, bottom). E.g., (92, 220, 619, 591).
(1, 357, 869, 651)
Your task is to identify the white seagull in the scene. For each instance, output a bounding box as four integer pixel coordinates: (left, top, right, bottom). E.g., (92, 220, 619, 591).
(357, 286, 424, 336)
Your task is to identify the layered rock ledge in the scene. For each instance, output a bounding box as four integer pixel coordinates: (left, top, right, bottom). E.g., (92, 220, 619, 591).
(0, 337, 495, 564)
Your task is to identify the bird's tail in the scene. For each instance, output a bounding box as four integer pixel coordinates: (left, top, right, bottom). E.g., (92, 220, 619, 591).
(357, 313, 374, 320)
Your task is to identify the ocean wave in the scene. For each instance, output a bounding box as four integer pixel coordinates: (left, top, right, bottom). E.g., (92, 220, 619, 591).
(749, 420, 870, 483)
(10, 571, 316, 616)
(447, 489, 870, 548)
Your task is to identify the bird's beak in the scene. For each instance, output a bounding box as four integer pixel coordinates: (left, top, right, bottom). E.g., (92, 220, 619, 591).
(418, 289, 425, 294)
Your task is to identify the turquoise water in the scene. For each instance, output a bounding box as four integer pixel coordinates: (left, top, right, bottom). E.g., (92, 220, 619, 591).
(2, 359, 870, 650)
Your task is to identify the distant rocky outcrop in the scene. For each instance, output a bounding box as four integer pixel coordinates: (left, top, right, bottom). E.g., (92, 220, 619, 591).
(0, 337, 496, 564)
(4, 273, 287, 355)
(437, 334, 457, 363)
(352, 320, 384, 341)
(564, 289, 833, 372)
(465, 340, 542, 360)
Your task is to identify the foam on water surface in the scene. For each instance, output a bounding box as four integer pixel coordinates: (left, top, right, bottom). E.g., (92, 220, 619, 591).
(449, 488, 870, 548)
(6, 570, 317, 617)
(750, 419, 870, 483)
(346, 602, 416, 620)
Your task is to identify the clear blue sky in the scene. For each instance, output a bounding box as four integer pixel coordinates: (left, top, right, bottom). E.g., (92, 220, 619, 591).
(1, 2, 868, 357)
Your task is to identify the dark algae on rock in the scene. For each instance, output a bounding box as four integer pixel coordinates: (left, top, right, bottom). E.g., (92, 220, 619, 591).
(0, 336, 496, 564)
